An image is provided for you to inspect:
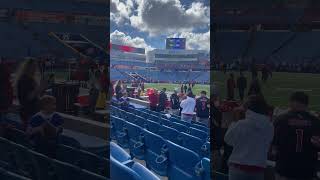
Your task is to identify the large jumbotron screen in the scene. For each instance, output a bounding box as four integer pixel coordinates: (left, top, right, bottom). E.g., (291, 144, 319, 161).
(166, 38, 186, 49)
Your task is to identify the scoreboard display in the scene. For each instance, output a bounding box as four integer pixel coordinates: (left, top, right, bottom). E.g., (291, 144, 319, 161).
(166, 38, 186, 49)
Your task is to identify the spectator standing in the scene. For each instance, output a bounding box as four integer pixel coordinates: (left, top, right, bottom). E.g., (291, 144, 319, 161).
(248, 77, 261, 96)
(149, 89, 158, 111)
(114, 80, 123, 100)
(170, 89, 180, 116)
(225, 95, 274, 180)
(184, 84, 188, 94)
(273, 92, 320, 180)
(180, 92, 196, 123)
(158, 88, 167, 112)
(227, 73, 236, 100)
(16, 59, 47, 130)
(195, 91, 210, 127)
(237, 72, 247, 101)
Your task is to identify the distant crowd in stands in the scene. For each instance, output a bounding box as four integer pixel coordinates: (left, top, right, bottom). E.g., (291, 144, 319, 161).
(113, 80, 210, 127)
(213, 59, 320, 74)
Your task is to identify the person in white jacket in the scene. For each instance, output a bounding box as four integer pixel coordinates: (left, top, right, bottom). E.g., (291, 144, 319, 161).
(180, 92, 196, 123)
(224, 95, 274, 180)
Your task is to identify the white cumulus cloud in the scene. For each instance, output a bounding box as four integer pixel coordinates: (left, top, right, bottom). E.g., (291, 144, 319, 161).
(171, 31, 210, 51)
(110, 30, 154, 50)
(129, 0, 210, 36)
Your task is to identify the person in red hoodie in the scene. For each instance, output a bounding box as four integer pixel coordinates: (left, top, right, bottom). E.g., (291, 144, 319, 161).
(148, 89, 159, 111)
(0, 62, 13, 135)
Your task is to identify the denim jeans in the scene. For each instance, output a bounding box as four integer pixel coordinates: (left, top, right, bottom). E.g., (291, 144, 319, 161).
(229, 166, 264, 180)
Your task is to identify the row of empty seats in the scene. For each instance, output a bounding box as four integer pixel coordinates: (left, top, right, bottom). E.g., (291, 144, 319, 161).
(111, 142, 160, 180)
(0, 136, 108, 180)
(0, 115, 110, 179)
(110, 105, 211, 179)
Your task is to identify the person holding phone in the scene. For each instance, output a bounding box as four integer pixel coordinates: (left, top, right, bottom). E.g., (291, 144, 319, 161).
(273, 92, 320, 180)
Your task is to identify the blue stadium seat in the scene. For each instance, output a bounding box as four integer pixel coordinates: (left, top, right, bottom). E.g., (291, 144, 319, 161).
(189, 128, 208, 141)
(77, 149, 107, 176)
(110, 119, 117, 140)
(180, 132, 203, 155)
(125, 113, 136, 123)
(148, 115, 160, 123)
(56, 144, 80, 165)
(143, 129, 168, 176)
(195, 158, 211, 180)
(124, 160, 160, 180)
(110, 142, 131, 163)
(215, 172, 228, 180)
(5, 128, 30, 147)
(160, 118, 172, 127)
(58, 134, 81, 148)
(110, 156, 141, 180)
(145, 120, 161, 134)
(10, 142, 35, 178)
(134, 115, 146, 128)
(0, 137, 15, 169)
(158, 125, 181, 144)
(52, 159, 80, 179)
(201, 141, 210, 158)
(29, 150, 56, 180)
(172, 122, 189, 133)
(0, 167, 32, 180)
(80, 169, 107, 180)
(112, 116, 129, 148)
(166, 141, 201, 180)
(191, 123, 209, 133)
(125, 122, 145, 159)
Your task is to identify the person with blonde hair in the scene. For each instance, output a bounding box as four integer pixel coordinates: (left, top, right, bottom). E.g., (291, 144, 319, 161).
(28, 95, 63, 157)
(15, 58, 47, 130)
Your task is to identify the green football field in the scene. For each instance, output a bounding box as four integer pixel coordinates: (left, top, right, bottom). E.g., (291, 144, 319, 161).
(213, 71, 320, 111)
(144, 83, 210, 96)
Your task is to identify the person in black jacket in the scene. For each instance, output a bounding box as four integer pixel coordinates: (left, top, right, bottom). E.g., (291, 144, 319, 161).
(196, 91, 210, 127)
(237, 72, 247, 101)
(273, 92, 320, 180)
(158, 88, 167, 112)
(184, 84, 188, 94)
(248, 76, 261, 96)
(170, 89, 180, 116)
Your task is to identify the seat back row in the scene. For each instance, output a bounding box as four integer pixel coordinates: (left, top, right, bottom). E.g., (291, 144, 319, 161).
(111, 116, 210, 159)
(0, 137, 108, 180)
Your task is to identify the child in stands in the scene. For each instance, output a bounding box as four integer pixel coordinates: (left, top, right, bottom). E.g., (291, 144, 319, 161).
(27, 95, 63, 157)
(118, 92, 130, 111)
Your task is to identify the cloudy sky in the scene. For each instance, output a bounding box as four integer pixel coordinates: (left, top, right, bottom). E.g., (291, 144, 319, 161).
(110, 0, 210, 51)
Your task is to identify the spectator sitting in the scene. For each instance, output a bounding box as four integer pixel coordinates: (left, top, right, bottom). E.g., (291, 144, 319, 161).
(27, 95, 63, 157)
(118, 92, 131, 111)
